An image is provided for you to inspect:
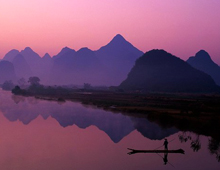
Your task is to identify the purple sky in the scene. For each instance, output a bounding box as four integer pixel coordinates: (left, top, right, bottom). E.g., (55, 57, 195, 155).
(0, 0, 220, 63)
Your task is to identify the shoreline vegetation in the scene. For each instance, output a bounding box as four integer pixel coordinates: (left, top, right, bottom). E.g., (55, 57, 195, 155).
(11, 84, 220, 140)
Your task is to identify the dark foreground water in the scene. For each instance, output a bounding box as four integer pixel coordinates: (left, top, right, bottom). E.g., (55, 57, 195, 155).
(0, 89, 219, 170)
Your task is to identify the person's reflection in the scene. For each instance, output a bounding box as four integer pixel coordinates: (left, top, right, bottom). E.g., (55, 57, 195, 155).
(163, 153, 168, 165)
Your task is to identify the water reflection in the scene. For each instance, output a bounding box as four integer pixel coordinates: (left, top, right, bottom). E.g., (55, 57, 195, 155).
(0, 90, 219, 169)
(0, 90, 178, 143)
(131, 117, 177, 140)
(178, 132, 201, 152)
(178, 131, 220, 162)
(209, 138, 220, 162)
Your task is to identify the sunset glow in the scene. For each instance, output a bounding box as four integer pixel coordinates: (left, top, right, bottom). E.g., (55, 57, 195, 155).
(0, 0, 220, 63)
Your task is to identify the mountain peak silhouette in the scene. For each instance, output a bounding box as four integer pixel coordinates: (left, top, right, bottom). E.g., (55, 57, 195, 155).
(196, 49, 209, 55)
(138, 49, 175, 63)
(194, 50, 212, 61)
(62, 46, 73, 51)
(187, 50, 220, 86)
(77, 47, 92, 53)
(43, 53, 51, 59)
(91, 34, 144, 85)
(107, 34, 131, 48)
(188, 50, 212, 63)
(59, 47, 74, 54)
(23, 47, 34, 52)
(96, 34, 138, 53)
(111, 34, 126, 42)
(53, 47, 75, 60)
(3, 49, 20, 62)
(20, 47, 40, 59)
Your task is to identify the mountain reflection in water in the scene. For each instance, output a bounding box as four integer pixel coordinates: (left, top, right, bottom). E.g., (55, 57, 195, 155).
(0, 91, 177, 143)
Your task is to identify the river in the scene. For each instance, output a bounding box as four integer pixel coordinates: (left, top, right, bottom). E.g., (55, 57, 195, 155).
(0, 89, 219, 170)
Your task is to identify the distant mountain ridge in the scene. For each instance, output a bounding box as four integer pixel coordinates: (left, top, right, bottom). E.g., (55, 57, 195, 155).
(49, 34, 143, 85)
(3, 47, 53, 84)
(120, 49, 219, 93)
(2, 34, 143, 86)
(187, 50, 220, 86)
(1, 35, 220, 93)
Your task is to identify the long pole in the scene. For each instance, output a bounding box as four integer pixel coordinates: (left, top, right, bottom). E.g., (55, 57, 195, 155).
(155, 138, 176, 168)
(154, 138, 175, 150)
(156, 153, 175, 168)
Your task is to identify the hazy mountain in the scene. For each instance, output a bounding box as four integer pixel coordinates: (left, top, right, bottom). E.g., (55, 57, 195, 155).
(3, 49, 19, 62)
(2, 35, 143, 86)
(3, 48, 53, 84)
(96, 34, 143, 60)
(95, 34, 144, 85)
(19, 47, 55, 84)
(120, 49, 219, 93)
(50, 47, 76, 85)
(4, 47, 42, 66)
(50, 46, 106, 85)
(0, 60, 17, 83)
(12, 54, 33, 79)
(75, 47, 99, 70)
(42, 53, 53, 70)
(20, 47, 42, 77)
(73, 47, 104, 84)
(38, 53, 54, 84)
(20, 47, 41, 63)
(52, 47, 76, 60)
(42, 53, 51, 60)
(187, 50, 220, 86)
(4, 36, 219, 90)
(49, 34, 143, 86)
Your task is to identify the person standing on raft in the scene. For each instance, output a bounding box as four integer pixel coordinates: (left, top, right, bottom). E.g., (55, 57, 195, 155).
(164, 139, 168, 150)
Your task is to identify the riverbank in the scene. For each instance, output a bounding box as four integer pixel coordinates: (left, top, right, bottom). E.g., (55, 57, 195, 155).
(33, 91, 220, 115)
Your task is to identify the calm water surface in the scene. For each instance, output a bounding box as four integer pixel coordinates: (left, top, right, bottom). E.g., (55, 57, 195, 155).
(0, 89, 219, 170)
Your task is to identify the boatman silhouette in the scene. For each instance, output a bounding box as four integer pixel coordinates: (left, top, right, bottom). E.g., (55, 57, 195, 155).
(164, 139, 168, 150)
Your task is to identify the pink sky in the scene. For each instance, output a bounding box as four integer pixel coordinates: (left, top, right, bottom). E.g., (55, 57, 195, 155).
(0, 0, 220, 63)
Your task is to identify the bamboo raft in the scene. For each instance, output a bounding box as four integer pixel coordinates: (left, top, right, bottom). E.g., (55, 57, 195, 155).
(127, 148, 185, 155)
